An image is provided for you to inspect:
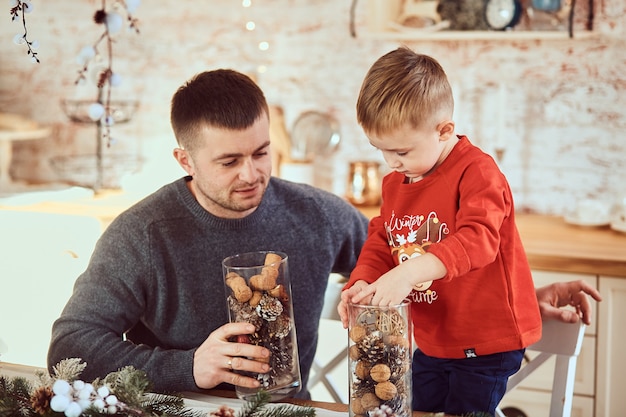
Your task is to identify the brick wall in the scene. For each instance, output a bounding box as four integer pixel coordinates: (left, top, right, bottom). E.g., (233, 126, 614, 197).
(1, 0, 624, 215)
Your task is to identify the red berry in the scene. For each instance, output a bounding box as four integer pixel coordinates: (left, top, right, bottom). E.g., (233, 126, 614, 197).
(236, 335, 251, 344)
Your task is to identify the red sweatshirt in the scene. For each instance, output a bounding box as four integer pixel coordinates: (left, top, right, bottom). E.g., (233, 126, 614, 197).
(347, 136, 542, 359)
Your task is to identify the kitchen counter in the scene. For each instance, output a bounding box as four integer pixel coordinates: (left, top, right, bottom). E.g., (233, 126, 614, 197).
(2, 193, 625, 277)
(356, 206, 626, 278)
(516, 214, 626, 277)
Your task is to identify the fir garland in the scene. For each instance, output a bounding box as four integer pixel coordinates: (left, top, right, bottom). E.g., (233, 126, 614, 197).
(0, 359, 316, 417)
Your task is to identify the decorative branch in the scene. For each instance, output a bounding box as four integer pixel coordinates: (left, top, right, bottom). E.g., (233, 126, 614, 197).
(569, 0, 576, 38)
(74, 0, 142, 147)
(9, 0, 39, 63)
(349, 0, 359, 38)
(8, 0, 141, 151)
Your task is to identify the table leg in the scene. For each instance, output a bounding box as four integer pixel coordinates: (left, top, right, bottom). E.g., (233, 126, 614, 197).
(0, 140, 13, 185)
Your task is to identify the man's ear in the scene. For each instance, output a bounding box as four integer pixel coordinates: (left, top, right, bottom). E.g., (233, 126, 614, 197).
(437, 120, 455, 141)
(173, 148, 194, 176)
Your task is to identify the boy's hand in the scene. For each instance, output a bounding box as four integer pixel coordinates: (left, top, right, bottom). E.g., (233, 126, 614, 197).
(355, 253, 446, 307)
(338, 280, 369, 328)
(354, 268, 414, 307)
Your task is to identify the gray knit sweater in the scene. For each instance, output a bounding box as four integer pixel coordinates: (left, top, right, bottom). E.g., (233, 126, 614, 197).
(48, 176, 369, 397)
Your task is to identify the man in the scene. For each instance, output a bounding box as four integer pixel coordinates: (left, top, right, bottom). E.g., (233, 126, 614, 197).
(48, 69, 370, 398)
(48, 68, 602, 400)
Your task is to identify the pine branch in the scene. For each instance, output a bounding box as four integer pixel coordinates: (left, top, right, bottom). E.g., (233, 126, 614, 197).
(237, 391, 271, 417)
(254, 404, 315, 417)
(236, 391, 315, 417)
(103, 366, 151, 406)
(142, 393, 206, 417)
(51, 358, 87, 381)
(0, 376, 37, 417)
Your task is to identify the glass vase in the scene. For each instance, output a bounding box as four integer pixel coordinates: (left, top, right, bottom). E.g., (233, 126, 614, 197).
(222, 251, 301, 401)
(348, 300, 412, 417)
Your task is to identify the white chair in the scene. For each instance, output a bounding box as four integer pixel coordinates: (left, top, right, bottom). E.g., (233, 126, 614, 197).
(308, 275, 349, 403)
(496, 318, 586, 417)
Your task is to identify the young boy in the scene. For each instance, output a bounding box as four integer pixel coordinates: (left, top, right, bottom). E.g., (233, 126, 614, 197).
(338, 46, 542, 415)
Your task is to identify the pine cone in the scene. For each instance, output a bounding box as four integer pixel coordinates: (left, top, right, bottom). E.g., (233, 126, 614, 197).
(30, 385, 53, 415)
(351, 377, 375, 398)
(256, 294, 284, 321)
(210, 405, 236, 417)
(384, 392, 410, 416)
(387, 345, 411, 381)
(228, 296, 263, 330)
(359, 333, 385, 363)
(269, 339, 294, 374)
(268, 312, 291, 338)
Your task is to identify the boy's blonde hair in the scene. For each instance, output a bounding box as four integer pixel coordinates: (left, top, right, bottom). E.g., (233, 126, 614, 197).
(356, 46, 454, 137)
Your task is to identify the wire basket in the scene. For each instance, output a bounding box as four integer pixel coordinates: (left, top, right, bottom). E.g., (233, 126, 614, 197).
(61, 99, 139, 124)
(50, 154, 142, 190)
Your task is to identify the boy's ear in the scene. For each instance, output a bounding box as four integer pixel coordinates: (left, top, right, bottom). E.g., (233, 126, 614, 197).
(437, 120, 455, 141)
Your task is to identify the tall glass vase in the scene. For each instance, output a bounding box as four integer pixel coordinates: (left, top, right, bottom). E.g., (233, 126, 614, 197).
(222, 251, 301, 401)
(348, 300, 412, 417)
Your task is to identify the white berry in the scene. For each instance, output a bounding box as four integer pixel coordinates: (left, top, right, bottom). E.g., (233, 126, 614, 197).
(52, 380, 71, 396)
(50, 395, 70, 412)
(64, 401, 82, 417)
(88, 103, 105, 121)
(93, 398, 106, 411)
(105, 394, 118, 406)
(105, 12, 123, 34)
(97, 385, 110, 398)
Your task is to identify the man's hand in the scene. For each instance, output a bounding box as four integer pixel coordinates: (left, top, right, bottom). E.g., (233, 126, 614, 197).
(193, 322, 270, 389)
(536, 280, 602, 325)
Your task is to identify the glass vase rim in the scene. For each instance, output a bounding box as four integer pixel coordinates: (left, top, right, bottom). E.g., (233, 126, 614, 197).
(347, 298, 411, 309)
(222, 250, 288, 269)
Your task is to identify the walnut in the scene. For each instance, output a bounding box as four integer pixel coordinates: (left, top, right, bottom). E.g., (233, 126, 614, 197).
(349, 325, 367, 343)
(384, 334, 410, 349)
(355, 360, 371, 380)
(348, 344, 361, 361)
(360, 392, 381, 411)
(350, 397, 366, 415)
(370, 363, 391, 382)
(375, 381, 397, 401)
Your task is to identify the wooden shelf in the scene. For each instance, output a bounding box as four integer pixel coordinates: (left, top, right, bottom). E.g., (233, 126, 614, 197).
(361, 29, 597, 41)
(363, 0, 596, 42)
